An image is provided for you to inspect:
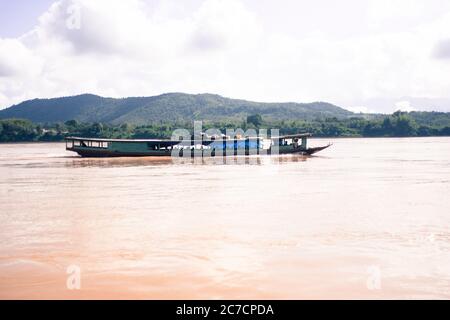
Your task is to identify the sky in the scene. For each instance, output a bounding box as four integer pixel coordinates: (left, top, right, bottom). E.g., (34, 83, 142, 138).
(1, 0, 450, 113)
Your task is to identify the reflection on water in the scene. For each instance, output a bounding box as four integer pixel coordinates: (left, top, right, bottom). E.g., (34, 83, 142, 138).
(1, 153, 310, 169)
(0, 138, 449, 299)
(64, 155, 308, 168)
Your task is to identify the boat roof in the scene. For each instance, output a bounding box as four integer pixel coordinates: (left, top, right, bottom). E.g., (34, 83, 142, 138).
(65, 133, 312, 143)
(66, 136, 173, 142)
(276, 133, 312, 139)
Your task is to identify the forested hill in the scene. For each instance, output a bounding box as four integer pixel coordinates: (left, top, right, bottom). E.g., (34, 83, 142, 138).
(0, 93, 353, 124)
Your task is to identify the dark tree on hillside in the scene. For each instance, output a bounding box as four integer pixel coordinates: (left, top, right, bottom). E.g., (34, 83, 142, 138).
(93, 122, 103, 133)
(65, 120, 79, 127)
(247, 114, 263, 127)
(440, 126, 450, 136)
(382, 117, 393, 132)
(0, 119, 37, 141)
(393, 114, 417, 136)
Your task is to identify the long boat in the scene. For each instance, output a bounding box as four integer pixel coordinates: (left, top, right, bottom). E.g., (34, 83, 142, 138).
(65, 133, 331, 157)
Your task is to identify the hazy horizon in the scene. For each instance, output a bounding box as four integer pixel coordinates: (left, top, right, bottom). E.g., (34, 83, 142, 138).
(1, 0, 450, 113)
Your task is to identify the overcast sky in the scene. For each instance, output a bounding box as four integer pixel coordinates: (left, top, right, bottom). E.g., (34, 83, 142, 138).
(1, 0, 450, 113)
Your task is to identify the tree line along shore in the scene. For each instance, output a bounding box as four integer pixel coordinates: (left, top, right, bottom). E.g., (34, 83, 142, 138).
(1, 111, 450, 142)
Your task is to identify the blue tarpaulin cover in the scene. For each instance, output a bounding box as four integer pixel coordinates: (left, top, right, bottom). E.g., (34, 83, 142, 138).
(210, 140, 259, 150)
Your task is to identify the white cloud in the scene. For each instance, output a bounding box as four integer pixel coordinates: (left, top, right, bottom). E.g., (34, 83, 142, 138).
(433, 39, 450, 59)
(0, 39, 43, 77)
(189, 0, 261, 51)
(1, 0, 450, 112)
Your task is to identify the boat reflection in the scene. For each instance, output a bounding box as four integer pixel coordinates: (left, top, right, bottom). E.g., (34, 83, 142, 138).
(64, 154, 310, 168)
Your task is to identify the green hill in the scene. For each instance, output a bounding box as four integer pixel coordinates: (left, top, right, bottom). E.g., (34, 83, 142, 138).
(0, 93, 353, 124)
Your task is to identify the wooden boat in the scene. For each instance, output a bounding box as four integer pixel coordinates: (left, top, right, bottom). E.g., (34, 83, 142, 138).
(65, 133, 331, 157)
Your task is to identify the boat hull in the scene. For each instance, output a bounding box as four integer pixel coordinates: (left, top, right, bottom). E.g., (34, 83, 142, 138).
(68, 145, 330, 157)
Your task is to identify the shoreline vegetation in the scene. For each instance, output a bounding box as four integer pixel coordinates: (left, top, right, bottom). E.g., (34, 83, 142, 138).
(1, 111, 450, 142)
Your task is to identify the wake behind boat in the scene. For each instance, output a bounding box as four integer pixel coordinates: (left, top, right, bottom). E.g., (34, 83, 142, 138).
(65, 133, 331, 157)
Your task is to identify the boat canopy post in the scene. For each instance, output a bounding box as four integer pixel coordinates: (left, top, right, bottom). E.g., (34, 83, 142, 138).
(301, 136, 307, 149)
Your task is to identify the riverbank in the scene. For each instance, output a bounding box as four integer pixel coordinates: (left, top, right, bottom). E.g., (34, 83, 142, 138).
(1, 111, 450, 143)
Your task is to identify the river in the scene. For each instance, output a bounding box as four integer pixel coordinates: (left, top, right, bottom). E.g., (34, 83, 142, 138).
(0, 137, 449, 299)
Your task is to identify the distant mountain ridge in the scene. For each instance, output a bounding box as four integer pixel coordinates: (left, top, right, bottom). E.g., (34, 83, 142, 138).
(0, 93, 354, 125)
